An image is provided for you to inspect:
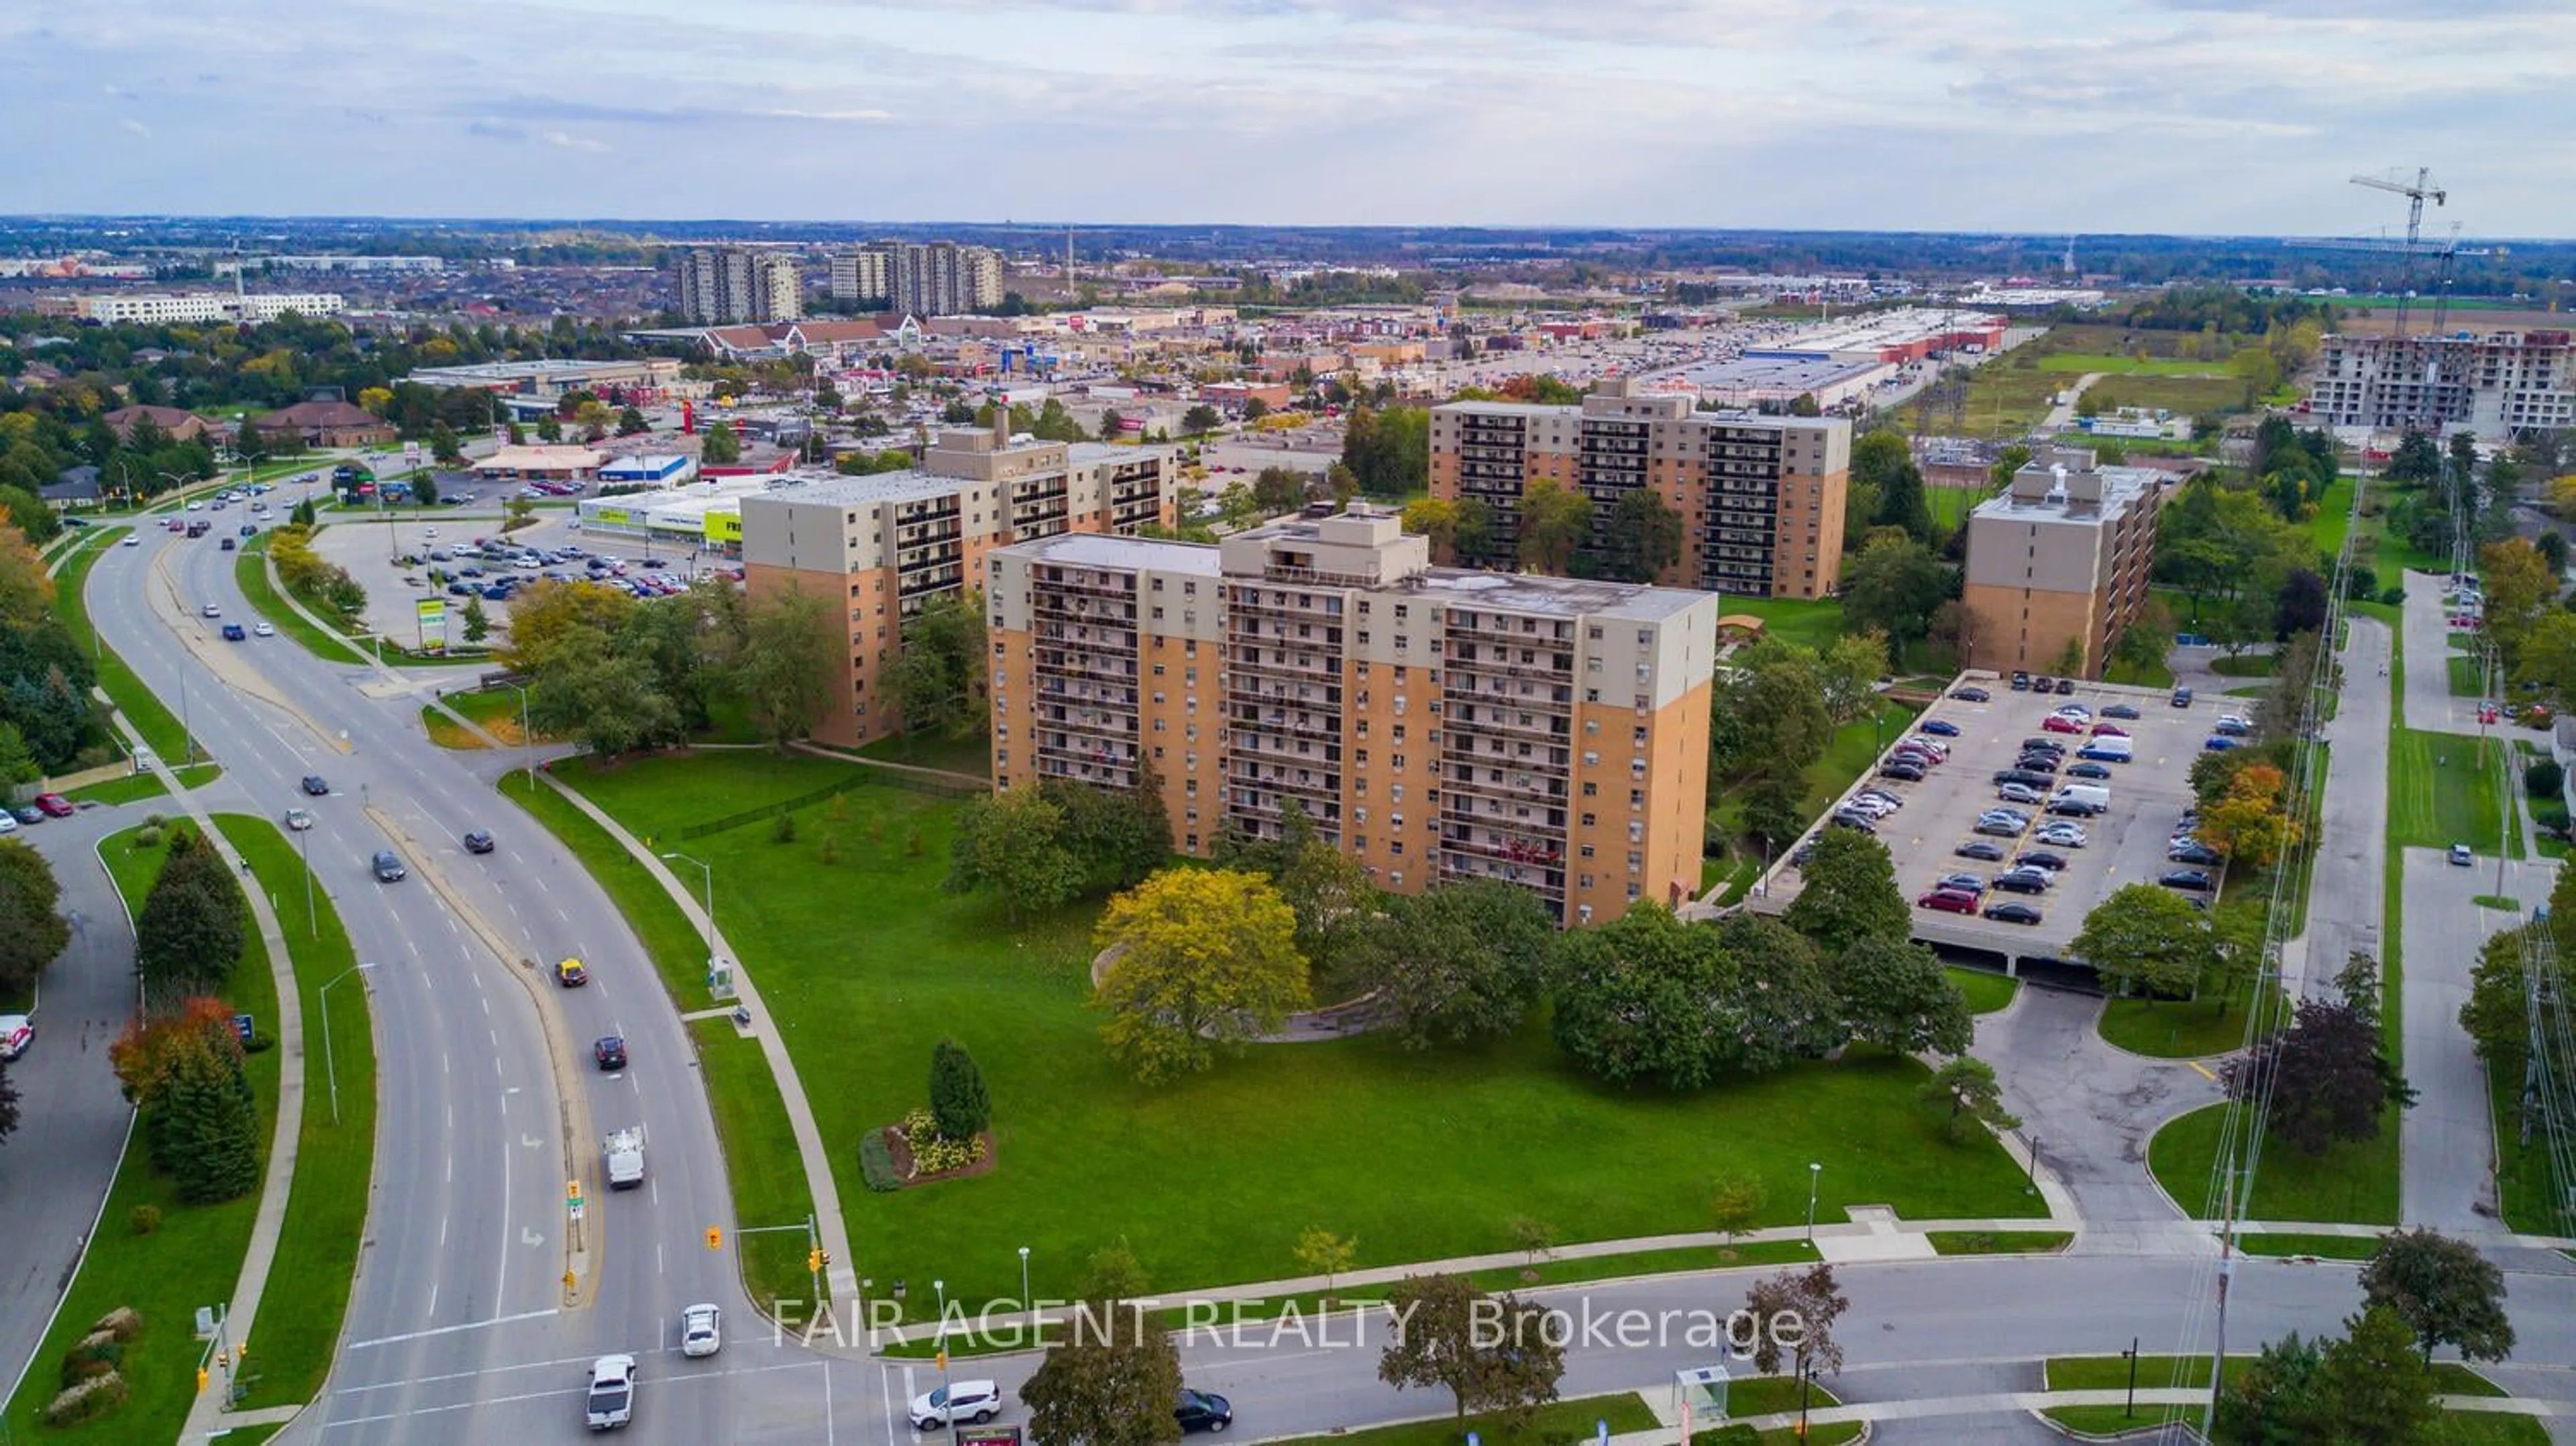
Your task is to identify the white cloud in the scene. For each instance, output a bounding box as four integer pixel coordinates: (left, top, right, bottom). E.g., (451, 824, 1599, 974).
(544, 130, 610, 153)
(119, 117, 150, 137)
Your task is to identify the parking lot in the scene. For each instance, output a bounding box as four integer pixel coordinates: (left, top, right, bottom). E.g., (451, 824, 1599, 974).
(1752, 671, 2221, 965)
(311, 512, 733, 645)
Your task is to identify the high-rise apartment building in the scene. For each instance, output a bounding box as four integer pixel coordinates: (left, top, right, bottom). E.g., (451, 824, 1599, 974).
(738, 415, 1177, 747)
(1958, 447, 2167, 679)
(675, 247, 804, 325)
(985, 504, 1719, 925)
(2308, 329, 2575, 439)
(1428, 379, 1850, 600)
(836, 241, 1004, 317)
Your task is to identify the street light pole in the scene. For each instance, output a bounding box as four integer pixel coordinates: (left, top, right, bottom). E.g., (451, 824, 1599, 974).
(661, 851, 716, 967)
(506, 681, 535, 794)
(1019, 1245, 1032, 1347)
(933, 1278, 953, 1436)
(1805, 1161, 1822, 1243)
(319, 963, 378, 1124)
(297, 820, 315, 935)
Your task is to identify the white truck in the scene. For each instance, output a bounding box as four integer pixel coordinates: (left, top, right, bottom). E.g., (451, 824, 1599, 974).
(604, 1126, 646, 1190)
(585, 1353, 636, 1429)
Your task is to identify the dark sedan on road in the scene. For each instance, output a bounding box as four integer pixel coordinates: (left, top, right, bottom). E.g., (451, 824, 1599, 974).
(1955, 839, 2008, 862)
(301, 775, 329, 796)
(1984, 901, 2044, 925)
(464, 829, 496, 854)
(594, 1036, 627, 1070)
(1175, 1389, 1233, 1434)
(2016, 850, 2071, 873)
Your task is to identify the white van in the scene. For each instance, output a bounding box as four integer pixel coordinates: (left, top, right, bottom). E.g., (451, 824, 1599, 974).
(2052, 784, 2112, 813)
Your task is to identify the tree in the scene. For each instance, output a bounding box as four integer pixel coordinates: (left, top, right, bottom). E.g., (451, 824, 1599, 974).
(459, 594, 490, 645)
(133, 831, 246, 1003)
(1400, 496, 1461, 560)
(1601, 488, 1682, 583)
(1082, 1240, 1150, 1302)
(429, 419, 462, 463)
(1710, 1171, 1766, 1249)
(2360, 1228, 2515, 1364)
(0, 840, 68, 1001)
(1181, 403, 1220, 436)
(2204, 762, 2295, 868)
(1242, 397, 1269, 421)
(535, 414, 563, 443)
(1919, 1057, 2020, 1144)
(408, 469, 439, 507)
(525, 630, 683, 758)
(884, 591, 987, 738)
(1043, 777, 1171, 897)
(700, 420, 741, 466)
(947, 787, 1085, 922)
(1551, 903, 1805, 1090)
(156, 1018, 261, 1203)
(2226, 956, 2409, 1156)
(1294, 1227, 1358, 1303)
(1872, 457, 1933, 543)
(1377, 1274, 1566, 1427)
(1741, 1264, 1849, 1380)
(734, 582, 834, 746)
(2314, 1306, 2443, 1446)
(1019, 1302, 1184, 1446)
(1839, 533, 1954, 651)
(2072, 884, 2219, 1000)
(1252, 465, 1306, 514)
(2214, 1327, 2330, 1446)
(928, 1038, 991, 1142)
(2480, 537, 2557, 666)
(2273, 569, 2328, 639)
(1831, 936, 1972, 1055)
(1782, 829, 1909, 958)
(1818, 631, 1890, 726)
(2513, 610, 2576, 710)
(1989, 443, 2033, 490)
(618, 406, 649, 435)
(496, 578, 637, 674)
(1515, 480, 1590, 575)
(1350, 879, 1553, 1050)
(1093, 869, 1309, 1084)
(234, 416, 266, 462)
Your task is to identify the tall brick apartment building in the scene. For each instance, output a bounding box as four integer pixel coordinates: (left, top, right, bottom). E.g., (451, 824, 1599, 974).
(739, 416, 1176, 748)
(1959, 447, 2168, 679)
(1428, 378, 1851, 600)
(985, 504, 1720, 926)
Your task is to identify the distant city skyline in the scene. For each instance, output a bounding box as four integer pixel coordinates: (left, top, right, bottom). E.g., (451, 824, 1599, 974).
(7, 0, 2574, 235)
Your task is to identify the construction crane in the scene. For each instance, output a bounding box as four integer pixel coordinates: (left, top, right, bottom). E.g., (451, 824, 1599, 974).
(2346, 168, 2445, 339)
(2308, 222, 2496, 339)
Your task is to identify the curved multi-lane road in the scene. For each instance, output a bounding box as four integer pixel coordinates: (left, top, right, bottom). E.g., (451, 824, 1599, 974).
(30, 511, 2576, 1444)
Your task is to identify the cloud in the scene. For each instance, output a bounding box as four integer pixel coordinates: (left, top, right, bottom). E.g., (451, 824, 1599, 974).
(543, 130, 609, 153)
(467, 119, 527, 142)
(760, 108, 893, 123)
(118, 117, 149, 137)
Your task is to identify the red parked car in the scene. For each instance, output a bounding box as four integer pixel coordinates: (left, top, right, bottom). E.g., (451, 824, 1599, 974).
(33, 793, 73, 818)
(2041, 715, 2084, 734)
(2090, 723, 2130, 737)
(1916, 889, 1980, 915)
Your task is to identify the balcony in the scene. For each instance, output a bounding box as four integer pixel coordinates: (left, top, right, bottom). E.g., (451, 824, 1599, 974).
(1224, 675, 1341, 708)
(1438, 826, 1566, 869)
(1228, 651, 1342, 684)
(1444, 705, 1571, 743)
(1037, 680, 1136, 708)
(1233, 730, 1341, 765)
(1034, 650, 1138, 683)
(1444, 611, 1572, 647)
(1037, 567, 1137, 600)
(1032, 624, 1138, 655)
(1444, 765, 1569, 805)
(1445, 651, 1574, 687)
(1229, 706, 1340, 741)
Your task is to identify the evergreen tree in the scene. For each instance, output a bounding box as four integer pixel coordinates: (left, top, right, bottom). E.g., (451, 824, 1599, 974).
(928, 1038, 991, 1142)
(158, 1026, 261, 1204)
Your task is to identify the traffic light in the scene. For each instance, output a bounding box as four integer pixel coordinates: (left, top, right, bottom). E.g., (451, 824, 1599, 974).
(706, 1226, 723, 1252)
(807, 1248, 823, 1274)
(236, 1342, 248, 1364)
(818, 1250, 833, 1270)
(196, 1367, 209, 1394)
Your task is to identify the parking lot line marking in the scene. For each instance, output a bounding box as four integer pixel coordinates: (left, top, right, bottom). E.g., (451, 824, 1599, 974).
(2188, 1060, 2217, 1082)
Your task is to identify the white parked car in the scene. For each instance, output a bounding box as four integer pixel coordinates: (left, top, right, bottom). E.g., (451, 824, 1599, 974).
(0, 1013, 32, 1061)
(910, 1380, 1002, 1429)
(680, 1303, 721, 1357)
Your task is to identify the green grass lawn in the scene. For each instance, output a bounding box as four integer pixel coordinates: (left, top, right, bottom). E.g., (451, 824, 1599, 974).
(213, 814, 376, 1410)
(54, 528, 195, 765)
(2097, 985, 2279, 1060)
(66, 764, 222, 806)
(560, 750, 2043, 1315)
(3, 823, 281, 1443)
(2209, 653, 2277, 677)
(690, 1019, 826, 1313)
(2039, 353, 2236, 377)
(2489, 1073, 2570, 1237)
(2390, 726, 2520, 858)
(1719, 595, 1845, 653)
(2236, 1231, 2380, 1260)
(2450, 654, 2488, 699)
(1799, 700, 1922, 822)
(234, 535, 372, 666)
(1927, 1230, 2073, 1256)
(1723, 1376, 1858, 1445)
(2043, 1353, 2210, 1437)
(2104, 653, 2178, 688)
(1947, 966, 2019, 1015)
(419, 706, 488, 750)
(1925, 484, 1989, 535)
(854, 729, 995, 778)
(2147, 1102, 2398, 1225)
(1267, 1393, 1657, 1446)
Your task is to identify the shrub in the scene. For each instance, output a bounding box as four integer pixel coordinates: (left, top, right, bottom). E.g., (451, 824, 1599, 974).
(772, 812, 797, 844)
(2380, 586, 2406, 606)
(859, 1131, 902, 1192)
(902, 1107, 985, 1177)
(133, 826, 165, 850)
(143, 813, 168, 830)
(59, 1335, 123, 1389)
(91, 1307, 140, 1341)
(2527, 759, 2564, 799)
(818, 836, 841, 866)
(127, 1205, 162, 1236)
(42, 1370, 129, 1425)
(244, 1030, 277, 1054)
(928, 1038, 991, 1141)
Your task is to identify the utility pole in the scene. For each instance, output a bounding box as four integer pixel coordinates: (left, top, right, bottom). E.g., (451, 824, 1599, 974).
(2207, 1160, 2239, 1425)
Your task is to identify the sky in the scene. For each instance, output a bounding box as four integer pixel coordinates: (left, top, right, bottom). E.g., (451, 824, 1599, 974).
(5, 0, 2574, 235)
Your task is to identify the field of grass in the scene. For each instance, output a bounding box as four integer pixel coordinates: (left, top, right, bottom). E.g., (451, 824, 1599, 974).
(2103, 653, 2178, 689)
(1927, 1231, 2074, 1256)
(1723, 1376, 1858, 1445)
(690, 1019, 826, 1312)
(2451, 653, 2489, 698)
(560, 750, 2044, 1315)
(2209, 654, 2278, 677)
(54, 528, 195, 765)
(419, 706, 487, 749)
(2038, 353, 2236, 377)
(3, 823, 281, 1443)
(853, 729, 994, 777)
(1947, 966, 2019, 1015)
(2390, 726, 2518, 858)
(66, 765, 221, 807)
(2042, 1353, 2210, 1437)
(1802, 701, 1923, 820)
(2490, 1074, 2569, 1237)
(2098, 985, 2279, 1060)
(2147, 1102, 2399, 1225)
(234, 535, 373, 666)
(1721, 595, 1845, 653)
(2236, 1231, 2381, 1260)
(1268, 1393, 1658, 1446)
(213, 814, 377, 1410)
(1925, 484, 1988, 535)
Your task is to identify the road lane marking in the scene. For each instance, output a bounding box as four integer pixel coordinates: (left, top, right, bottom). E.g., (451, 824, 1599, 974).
(343, 1307, 561, 1351)
(2188, 1060, 2218, 1081)
(321, 1359, 817, 1427)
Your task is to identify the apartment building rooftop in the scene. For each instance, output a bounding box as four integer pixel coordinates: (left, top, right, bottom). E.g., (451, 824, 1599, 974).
(747, 468, 959, 506)
(1972, 449, 2165, 525)
(1008, 530, 1224, 577)
(1403, 567, 1705, 622)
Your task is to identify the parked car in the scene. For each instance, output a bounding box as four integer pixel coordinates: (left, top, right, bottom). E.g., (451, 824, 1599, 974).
(1973, 818, 2025, 838)
(9, 805, 40, 826)
(2046, 798, 2104, 818)
(2159, 869, 2216, 892)
(0, 1013, 32, 1060)
(680, 1303, 722, 1358)
(1984, 901, 2044, 925)
(2213, 718, 2251, 738)
(2041, 715, 2084, 734)
(1829, 810, 1878, 834)
(2067, 762, 2112, 780)
(1953, 686, 1991, 703)
(371, 849, 407, 883)
(1853, 787, 1904, 810)
(2034, 826, 2089, 849)
(2032, 675, 2055, 693)
(2103, 704, 2141, 720)
(2051, 703, 2092, 720)
(1935, 872, 1988, 896)
(1878, 762, 1925, 783)
(556, 958, 590, 987)
(1998, 783, 2045, 805)
(2169, 841, 2222, 865)
(2017, 850, 2071, 873)
(2010, 671, 2031, 691)
(1918, 888, 1981, 914)
(595, 1036, 628, 1070)
(910, 1380, 1002, 1429)
(2171, 687, 2195, 708)
(1990, 871, 2049, 895)
(1175, 1388, 1234, 1434)
(464, 829, 496, 854)
(2090, 722, 2129, 737)
(2055, 677, 2075, 695)
(34, 792, 72, 818)
(1956, 839, 2008, 862)
(2204, 736, 2240, 752)
(2015, 754, 2063, 775)
(2449, 843, 2474, 867)
(1919, 719, 1961, 737)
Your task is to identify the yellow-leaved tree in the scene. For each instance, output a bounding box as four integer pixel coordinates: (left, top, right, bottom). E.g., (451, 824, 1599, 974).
(2204, 762, 2296, 869)
(1093, 868, 1308, 1085)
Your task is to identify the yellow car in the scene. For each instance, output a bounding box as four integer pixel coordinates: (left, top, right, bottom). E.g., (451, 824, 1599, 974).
(555, 958, 589, 988)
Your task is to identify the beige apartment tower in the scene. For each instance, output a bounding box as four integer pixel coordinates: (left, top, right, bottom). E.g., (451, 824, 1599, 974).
(1958, 448, 2167, 679)
(986, 504, 1720, 925)
(738, 417, 1177, 748)
(1428, 379, 1851, 600)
